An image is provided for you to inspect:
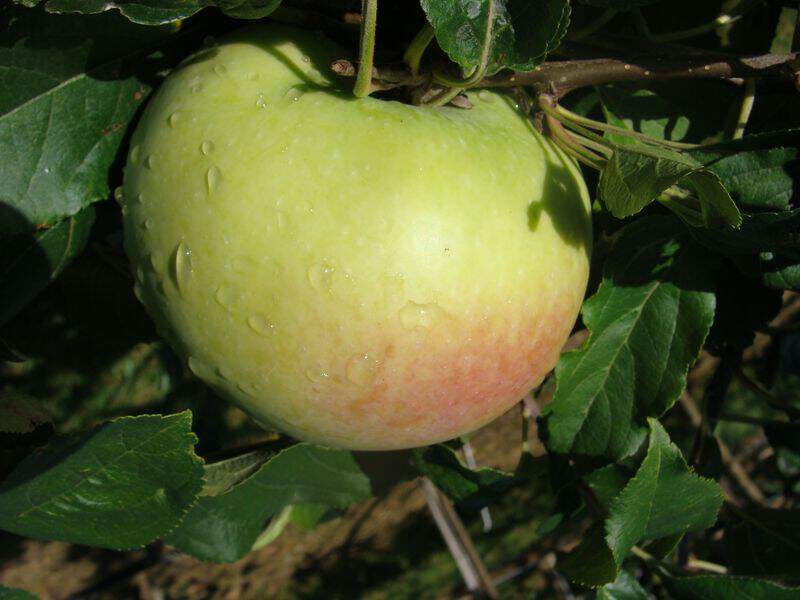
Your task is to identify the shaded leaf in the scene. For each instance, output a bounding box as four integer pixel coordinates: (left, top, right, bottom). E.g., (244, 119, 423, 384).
(290, 503, 332, 530)
(0, 391, 51, 435)
(165, 443, 371, 562)
(201, 447, 275, 497)
(0, 207, 95, 327)
(540, 216, 717, 459)
(0, 586, 38, 600)
(604, 419, 722, 565)
(694, 209, 800, 256)
(0, 7, 179, 235)
(0, 412, 204, 549)
(726, 507, 800, 584)
(663, 574, 800, 600)
(559, 522, 617, 587)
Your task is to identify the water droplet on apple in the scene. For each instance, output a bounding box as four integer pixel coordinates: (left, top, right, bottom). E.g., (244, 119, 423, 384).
(255, 92, 268, 108)
(200, 140, 214, 156)
(136, 266, 145, 283)
(148, 252, 162, 273)
(245, 71, 259, 81)
(172, 241, 193, 294)
(129, 145, 140, 164)
(284, 86, 304, 102)
(247, 314, 275, 336)
(346, 353, 379, 386)
(305, 368, 330, 383)
(133, 283, 144, 303)
(213, 64, 227, 77)
(113, 186, 124, 205)
(145, 154, 156, 169)
(134, 192, 144, 205)
(188, 356, 212, 379)
(307, 262, 335, 290)
(276, 210, 289, 233)
(217, 365, 233, 381)
(168, 111, 181, 127)
(301, 55, 310, 63)
(143, 217, 153, 230)
(399, 301, 444, 330)
(214, 284, 234, 309)
(206, 166, 221, 194)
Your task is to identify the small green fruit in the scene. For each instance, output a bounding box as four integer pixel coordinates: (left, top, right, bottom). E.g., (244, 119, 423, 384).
(122, 25, 592, 450)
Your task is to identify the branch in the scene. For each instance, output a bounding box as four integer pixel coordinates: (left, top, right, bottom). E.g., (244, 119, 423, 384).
(332, 51, 799, 97)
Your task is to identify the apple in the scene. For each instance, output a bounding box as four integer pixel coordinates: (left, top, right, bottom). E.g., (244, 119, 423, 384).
(121, 24, 592, 450)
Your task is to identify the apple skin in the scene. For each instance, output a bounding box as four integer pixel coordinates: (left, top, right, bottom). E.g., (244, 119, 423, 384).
(122, 25, 592, 450)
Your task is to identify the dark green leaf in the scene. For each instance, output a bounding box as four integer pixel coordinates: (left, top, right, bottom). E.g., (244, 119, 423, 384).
(290, 503, 331, 530)
(605, 420, 722, 565)
(599, 146, 741, 227)
(0, 8, 176, 235)
(0, 585, 38, 600)
(0, 391, 51, 434)
(663, 574, 800, 600)
(761, 253, 800, 290)
(0, 207, 95, 327)
(420, 0, 570, 74)
(726, 507, 800, 584)
(166, 443, 371, 562)
(201, 448, 275, 497)
(540, 217, 717, 459)
(14, 0, 281, 25)
(585, 464, 631, 507)
(597, 570, 651, 600)
(694, 209, 800, 256)
(411, 444, 521, 511)
(559, 522, 618, 587)
(0, 412, 204, 549)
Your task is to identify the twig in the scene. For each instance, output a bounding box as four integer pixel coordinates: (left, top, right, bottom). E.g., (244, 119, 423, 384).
(422, 478, 499, 599)
(735, 365, 800, 420)
(730, 79, 756, 139)
(568, 8, 617, 41)
(461, 438, 493, 533)
(353, 0, 378, 98)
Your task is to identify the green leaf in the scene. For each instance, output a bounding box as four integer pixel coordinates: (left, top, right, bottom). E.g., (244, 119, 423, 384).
(0, 412, 204, 550)
(691, 147, 797, 211)
(165, 443, 371, 562)
(662, 574, 800, 600)
(420, 0, 570, 74)
(0, 585, 38, 600)
(761, 254, 800, 290)
(605, 419, 722, 565)
(725, 507, 800, 584)
(0, 391, 51, 434)
(585, 464, 631, 507)
(0, 207, 95, 327)
(201, 447, 275, 496)
(597, 570, 651, 600)
(411, 444, 520, 511)
(14, 0, 282, 25)
(559, 522, 618, 587)
(694, 209, 800, 256)
(0, 7, 178, 235)
(290, 503, 332, 530)
(540, 216, 717, 459)
(598, 146, 741, 228)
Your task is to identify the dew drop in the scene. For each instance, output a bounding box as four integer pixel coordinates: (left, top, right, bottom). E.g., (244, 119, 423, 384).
(172, 241, 193, 294)
(214, 284, 234, 309)
(167, 111, 181, 127)
(143, 217, 154, 230)
(145, 154, 156, 170)
(206, 166, 221, 194)
(276, 210, 289, 233)
(213, 64, 228, 77)
(255, 92, 268, 108)
(246, 71, 259, 81)
(307, 262, 335, 290)
(148, 252, 162, 272)
(305, 368, 329, 383)
(188, 356, 212, 379)
(200, 139, 215, 156)
(247, 314, 275, 336)
(134, 192, 144, 205)
(133, 283, 144, 304)
(136, 266, 145, 283)
(113, 186, 124, 205)
(399, 301, 444, 330)
(130, 145, 140, 165)
(301, 55, 310, 63)
(346, 353, 379, 387)
(217, 365, 233, 381)
(284, 86, 304, 102)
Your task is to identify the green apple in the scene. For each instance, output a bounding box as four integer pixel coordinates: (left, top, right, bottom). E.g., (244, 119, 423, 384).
(122, 24, 592, 450)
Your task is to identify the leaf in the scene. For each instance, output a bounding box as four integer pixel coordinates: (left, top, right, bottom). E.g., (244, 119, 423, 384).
(694, 209, 800, 256)
(761, 254, 800, 290)
(420, 0, 570, 74)
(597, 570, 651, 599)
(0, 391, 51, 434)
(201, 447, 275, 497)
(585, 464, 631, 507)
(411, 444, 537, 511)
(290, 503, 332, 530)
(0, 7, 179, 235)
(725, 507, 800, 584)
(582, 0, 663, 10)
(165, 443, 371, 562)
(662, 574, 800, 600)
(691, 147, 797, 211)
(604, 419, 722, 565)
(0, 412, 204, 550)
(14, 0, 282, 25)
(540, 216, 717, 460)
(0, 585, 38, 600)
(598, 146, 742, 228)
(559, 522, 618, 587)
(0, 207, 95, 327)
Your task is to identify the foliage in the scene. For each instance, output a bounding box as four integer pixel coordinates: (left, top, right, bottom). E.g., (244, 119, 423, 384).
(1, 0, 799, 597)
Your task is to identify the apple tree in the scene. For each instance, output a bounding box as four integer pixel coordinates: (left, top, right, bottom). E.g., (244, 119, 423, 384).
(1, 0, 799, 597)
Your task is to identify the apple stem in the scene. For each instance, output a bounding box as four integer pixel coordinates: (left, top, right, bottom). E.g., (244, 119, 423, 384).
(353, 0, 378, 98)
(729, 78, 756, 140)
(403, 23, 435, 77)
